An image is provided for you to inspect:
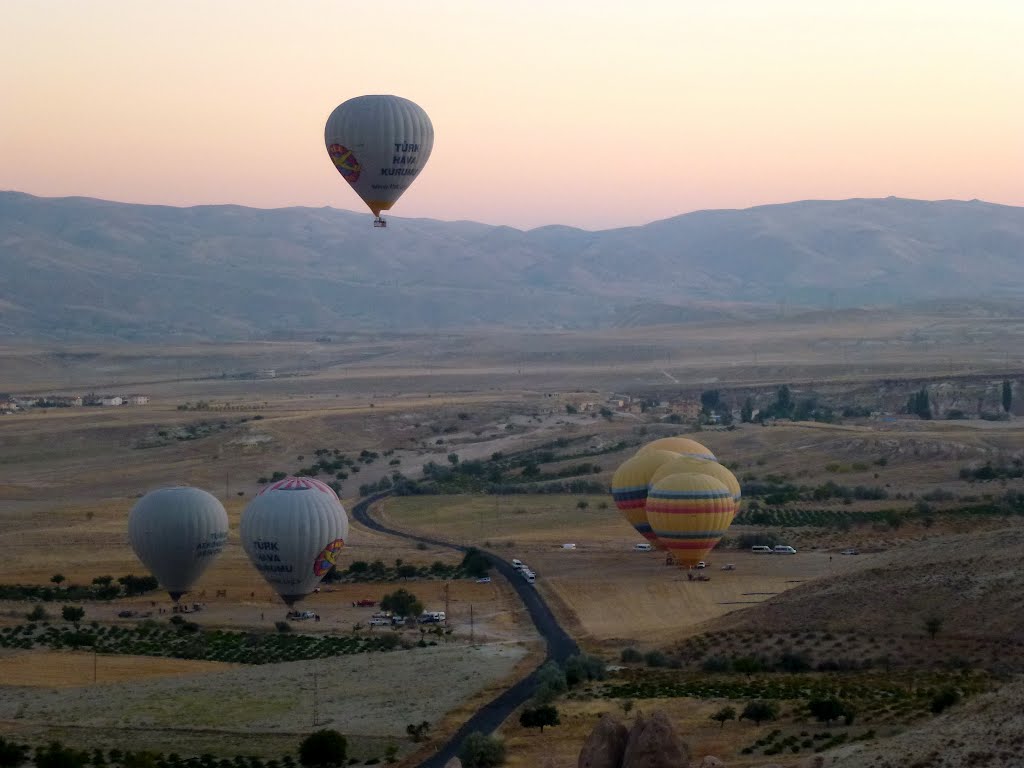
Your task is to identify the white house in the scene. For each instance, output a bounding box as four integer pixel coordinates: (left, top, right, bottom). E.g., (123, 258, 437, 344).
(100, 396, 123, 406)
(127, 395, 149, 405)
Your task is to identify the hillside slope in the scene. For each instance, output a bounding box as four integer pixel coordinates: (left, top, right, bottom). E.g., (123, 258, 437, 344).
(3, 192, 1024, 339)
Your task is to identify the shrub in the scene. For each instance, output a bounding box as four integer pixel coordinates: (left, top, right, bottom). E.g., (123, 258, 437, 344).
(298, 729, 347, 767)
(930, 687, 961, 714)
(620, 647, 643, 663)
(643, 651, 668, 668)
(457, 732, 505, 768)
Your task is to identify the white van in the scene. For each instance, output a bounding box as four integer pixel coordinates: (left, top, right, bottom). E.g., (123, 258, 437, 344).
(562, 543, 577, 550)
(773, 545, 797, 554)
(511, 559, 524, 569)
(751, 545, 772, 553)
(634, 543, 653, 552)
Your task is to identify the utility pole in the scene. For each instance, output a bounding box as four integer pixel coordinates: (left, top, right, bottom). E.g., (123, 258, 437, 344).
(444, 582, 450, 627)
(312, 670, 319, 727)
(93, 647, 98, 684)
(470, 604, 475, 646)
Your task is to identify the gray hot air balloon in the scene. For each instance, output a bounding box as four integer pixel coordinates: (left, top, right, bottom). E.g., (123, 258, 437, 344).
(325, 94, 434, 227)
(128, 486, 229, 602)
(241, 477, 349, 607)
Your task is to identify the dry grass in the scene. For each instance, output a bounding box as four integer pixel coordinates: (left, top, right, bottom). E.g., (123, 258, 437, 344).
(0, 650, 235, 687)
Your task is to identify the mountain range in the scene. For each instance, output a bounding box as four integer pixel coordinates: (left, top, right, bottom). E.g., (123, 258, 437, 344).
(2, 191, 1023, 340)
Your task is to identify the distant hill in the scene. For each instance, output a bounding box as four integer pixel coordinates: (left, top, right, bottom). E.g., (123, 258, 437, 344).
(2, 192, 1023, 340)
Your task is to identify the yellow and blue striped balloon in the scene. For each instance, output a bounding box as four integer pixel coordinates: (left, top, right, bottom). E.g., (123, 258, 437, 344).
(646, 472, 735, 567)
(649, 456, 741, 504)
(610, 449, 679, 546)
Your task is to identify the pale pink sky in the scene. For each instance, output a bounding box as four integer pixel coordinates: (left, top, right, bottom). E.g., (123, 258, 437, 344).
(2, 1, 1021, 230)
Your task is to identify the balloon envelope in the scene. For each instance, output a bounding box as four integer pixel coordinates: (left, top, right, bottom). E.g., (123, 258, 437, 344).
(324, 95, 434, 217)
(241, 477, 349, 606)
(649, 456, 741, 503)
(128, 487, 229, 601)
(610, 449, 679, 546)
(637, 437, 716, 461)
(646, 472, 735, 567)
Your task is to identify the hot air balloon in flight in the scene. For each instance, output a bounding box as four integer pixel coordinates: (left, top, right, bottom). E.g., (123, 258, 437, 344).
(241, 476, 349, 607)
(645, 472, 735, 567)
(649, 456, 741, 504)
(324, 95, 434, 228)
(611, 449, 680, 547)
(637, 436, 716, 461)
(128, 486, 229, 602)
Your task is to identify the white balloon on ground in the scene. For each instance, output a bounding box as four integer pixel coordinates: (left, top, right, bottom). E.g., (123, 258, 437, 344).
(241, 477, 349, 606)
(128, 486, 229, 602)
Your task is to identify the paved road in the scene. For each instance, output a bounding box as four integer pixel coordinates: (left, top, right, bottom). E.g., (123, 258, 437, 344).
(351, 493, 579, 768)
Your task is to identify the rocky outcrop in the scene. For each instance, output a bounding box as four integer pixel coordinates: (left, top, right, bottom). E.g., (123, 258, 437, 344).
(621, 711, 689, 768)
(698, 757, 725, 768)
(578, 713, 630, 768)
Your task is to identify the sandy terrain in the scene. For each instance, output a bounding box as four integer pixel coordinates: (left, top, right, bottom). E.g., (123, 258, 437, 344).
(0, 650, 236, 687)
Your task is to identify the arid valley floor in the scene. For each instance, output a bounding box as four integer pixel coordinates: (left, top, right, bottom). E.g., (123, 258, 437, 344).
(2, 309, 1024, 767)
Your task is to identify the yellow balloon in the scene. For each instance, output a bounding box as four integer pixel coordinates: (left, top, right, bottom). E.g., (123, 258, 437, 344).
(646, 472, 735, 567)
(610, 450, 679, 547)
(649, 456, 741, 503)
(637, 437, 716, 461)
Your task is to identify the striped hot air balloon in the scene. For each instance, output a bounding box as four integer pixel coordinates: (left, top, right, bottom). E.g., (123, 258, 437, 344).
(646, 472, 735, 567)
(637, 436, 716, 461)
(649, 456, 741, 504)
(610, 449, 679, 547)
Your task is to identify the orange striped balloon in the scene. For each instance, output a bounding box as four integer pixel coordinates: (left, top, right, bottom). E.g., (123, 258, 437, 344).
(646, 472, 735, 567)
(637, 436, 716, 461)
(610, 449, 679, 547)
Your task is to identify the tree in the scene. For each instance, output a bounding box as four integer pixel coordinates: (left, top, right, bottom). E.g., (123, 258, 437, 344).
(448, 452, 460, 466)
(519, 705, 560, 733)
(1003, 380, 1013, 413)
(460, 548, 492, 579)
(808, 697, 852, 726)
(532, 661, 567, 704)
(61, 605, 85, 625)
(739, 700, 779, 726)
(700, 390, 720, 414)
(50, 574, 66, 587)
(732, 656, 765, 678)
(0, 737, 30, 768)
(91, 576, 113, 587)
(775, 385, 793, 418)
(298, 730, 347, 768)
(458, 732, 505, 768)
(26, 605, 48, 622)
(925, 616, 943, 640)
(565, 404, 578, 415)
(34, 742, 89, 768)
(710, 705, 736, 729)
(405, 721, 431, 742)
(740, 397, 754, 423)
(380, 589, 422, 619)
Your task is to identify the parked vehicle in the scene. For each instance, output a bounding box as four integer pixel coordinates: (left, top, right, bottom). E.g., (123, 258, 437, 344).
(418, 611, 446, 624)
(561, 543, 577, 550)
(511, 559, 524, 569)
(751, 545, 772, 553)
(634, 543, 653, 552)
(288, 610, 316, 621)
(840, 548, 859, 555)
(773, 545, 797, 554)
(696, 561, 707, 569)
(354, 599, 377, 607)
(368, 617, 390, 626)
(525, 574, 536, 584)
(476, 577, 491, 583)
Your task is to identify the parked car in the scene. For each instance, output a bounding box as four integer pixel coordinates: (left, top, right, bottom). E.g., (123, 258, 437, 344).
(368, 617, 390, 626)
(476, 577, 491, 583)
(634, 542, 653, 551)
(354, 599, 377, 607)
(117, 610, 137, 618)
(773, 545, 797, 554)
(511, 559, 524, 569)
(288, 610, 316, 621)
(696, 561, 707, 569)
(751, 545, 772, 553)
(561, 543, 577, 550)
(840, 548, 859, 555)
